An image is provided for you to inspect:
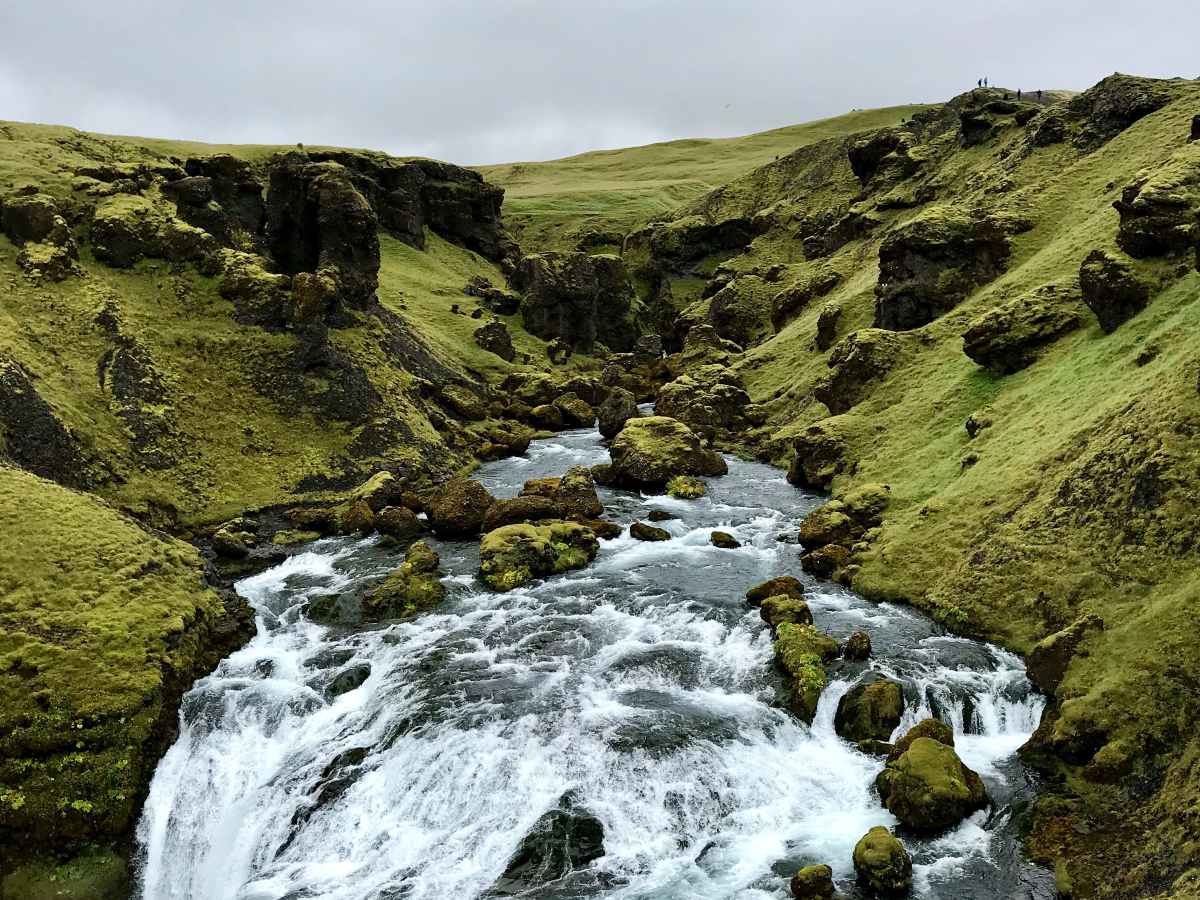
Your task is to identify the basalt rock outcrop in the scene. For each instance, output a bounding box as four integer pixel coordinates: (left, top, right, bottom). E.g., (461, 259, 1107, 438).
(0, 190, 81, 281)
(814, 329, 902, 414)
(1113, 145, 1200, 259)
(874, 209, 1030, 331)
(266, 154, 381, 312)
(655, 364, 754, 434)
(597, 386, 639, 439)
(1078, 249, 1151, 333)
(961, 287, 1085, 375)
(164, 154, 266, 247)
(513, 251, 639, 352)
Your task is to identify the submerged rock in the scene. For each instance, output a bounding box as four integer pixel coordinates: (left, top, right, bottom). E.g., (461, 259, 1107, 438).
(842, 630, 872, 661)
(488, 806, 605, 896)
(479, 521, 599, 591)
(852, 826, 912, 897)
(710, 530, 740, 549)
(834, 677, 905, 743)
(606, 416, 727, 488)
(630, 521, 670, 542)
(875, 736, 989, 833)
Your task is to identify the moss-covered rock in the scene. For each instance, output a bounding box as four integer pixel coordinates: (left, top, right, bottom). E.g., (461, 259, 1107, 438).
(479, 521, 599, 591)
(553, 392, 595, 427)
(834, 677, 905, 743)
(962, 288, 1085, 375)
(630, 521, 670, 542)
(815, 329, 903, 414)
(473, 319, 516, 362)
(745, 575, 805, 605)
(875, 736, 989, 833)
(1078, 249, 1151, 333)
(888, 718, 955, 762)
(426, 478, 496, 537)
(375, 506, 422, 544)
(852, 826, 912, 897)
(1113, 145, 1200, 258)
(0, 847, 129, 900)
(789, 863, 834, 900)
(607, 416, 727, 488)
(842, 630, 872, 661)
(801, 543, 851, 578)
(774, 623, 840, 723)
(759, 594, 813, 630)
(786, 418, 852, 491)
(440, 384, 488, 421)
(482, 495, 563, 531)
(514, 251, 638, 351)
(874, 207, 1027, 331)
(1026, 614, 1104, 697)
(666, 474, 707, 498)
(362, 540, 445, 620)
(655, 364, 753, 433)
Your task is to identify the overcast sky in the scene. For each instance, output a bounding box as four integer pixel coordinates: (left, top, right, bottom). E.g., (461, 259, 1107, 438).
(1, 1, 1197, 166)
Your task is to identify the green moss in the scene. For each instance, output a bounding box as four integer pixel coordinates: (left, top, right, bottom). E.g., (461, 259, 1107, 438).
(666, 475, 706, 498)
(0, 846, 129, 900)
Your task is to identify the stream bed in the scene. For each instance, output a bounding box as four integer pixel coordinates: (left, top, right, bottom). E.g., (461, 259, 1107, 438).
(135, 423, 1054, 900)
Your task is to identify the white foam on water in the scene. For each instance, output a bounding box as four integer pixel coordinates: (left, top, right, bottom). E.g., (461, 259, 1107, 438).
(135, 436, 1049, 900)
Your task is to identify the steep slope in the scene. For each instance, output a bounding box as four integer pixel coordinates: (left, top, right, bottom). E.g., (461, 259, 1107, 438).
(479, 105, 930, 251)
(629, 75, 1200, 898)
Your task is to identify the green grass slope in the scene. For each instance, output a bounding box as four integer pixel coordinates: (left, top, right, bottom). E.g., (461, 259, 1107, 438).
(479, 105, 930, 250)
(630, 76, 1200, 898)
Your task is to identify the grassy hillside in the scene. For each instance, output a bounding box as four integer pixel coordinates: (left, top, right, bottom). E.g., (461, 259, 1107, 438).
(479, 105, 930, 250)
(626, 76, 1200, 898)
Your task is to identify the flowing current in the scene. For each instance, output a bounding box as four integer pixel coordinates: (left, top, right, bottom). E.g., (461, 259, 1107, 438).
(136, 422, 1053, 900)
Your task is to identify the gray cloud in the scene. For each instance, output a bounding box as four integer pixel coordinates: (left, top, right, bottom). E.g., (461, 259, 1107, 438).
(1, 0, 1196, 165)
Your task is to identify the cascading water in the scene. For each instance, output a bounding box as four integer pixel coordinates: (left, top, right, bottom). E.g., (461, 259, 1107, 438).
(135, 423, 1054, 900)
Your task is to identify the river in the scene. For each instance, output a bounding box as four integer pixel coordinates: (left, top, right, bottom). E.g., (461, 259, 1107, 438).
(135, 421, 1053, 900)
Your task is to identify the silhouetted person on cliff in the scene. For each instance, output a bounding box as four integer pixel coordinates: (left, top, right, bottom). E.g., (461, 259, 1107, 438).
(1017, 89, 1022, 100)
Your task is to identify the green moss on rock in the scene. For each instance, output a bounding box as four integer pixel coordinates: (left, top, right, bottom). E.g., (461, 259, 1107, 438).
(479, 521, 599, 591)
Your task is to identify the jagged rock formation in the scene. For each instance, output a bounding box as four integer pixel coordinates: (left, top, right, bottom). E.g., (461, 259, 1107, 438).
(513, 251, 639, 351)
(961, 287, 1085, 375)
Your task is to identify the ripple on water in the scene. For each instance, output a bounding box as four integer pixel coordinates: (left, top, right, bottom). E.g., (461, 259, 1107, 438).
(134, 427, 1053, 900)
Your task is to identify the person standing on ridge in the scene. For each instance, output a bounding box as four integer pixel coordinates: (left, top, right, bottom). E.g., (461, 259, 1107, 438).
(1017, 89, 1022, 100)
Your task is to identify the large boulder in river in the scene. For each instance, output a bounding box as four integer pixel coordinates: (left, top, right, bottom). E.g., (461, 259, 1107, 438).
(597, 386, 639, 439)
(746, 575, 805, 605)
(362, 541, 445, 620)
(514, 251, 638, 351)
(479, 521, 599, 591)
(604, 416, 727, 488)
(1078, 249, 1151, 333)
(962, 288, 1085, 375)
(834, 677, 905, 743)
(888, 718, 955, 762)
(773, 623, 840, 724)
(814, 329, 902, 414)
(874, 208, 1028, 331)
(875, 737, 989, 833)
(655, 364, 755, 433)
(852, 826, 912, 897)
(790, 864, 835, 900)
(518, 466, 604, 519)
(426, 478, 496, 537)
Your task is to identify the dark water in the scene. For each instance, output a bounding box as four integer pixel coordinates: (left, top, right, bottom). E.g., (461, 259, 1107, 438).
(136, 423, 1054, 900)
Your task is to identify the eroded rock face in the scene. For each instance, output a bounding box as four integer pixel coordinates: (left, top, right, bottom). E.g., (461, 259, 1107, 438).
(815, 329, 902, 414)
(874, 210, 1027, 331)
(306, 151, 512, 262)
(962, 288, 1085, 375)
(0, 355, 92, 488)
(266, 155, 380, 310)
(655, 365, 752, 434)
(1027, 614, 1104, 697)
(605, 416, 727, 488)
(852, 826, 912, 897)
(772, 268, 842, 329)
(91, 195, 216, 269)
(1067, 73, 1171, 151)
(1, 192, 81, 281)
(1113, 146, 1200, 258)
(787, 419, 851, 490)
(165, 154, 266, 247)
(514, 251, 638, 351)
(848, 129, 920, 190)
(814, 301, 842, 351)
(705, 276, 774, 347)
(479, 521, 599, 591)
(875, 737, 989, 833)
(1078, 249, 1151, 333)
